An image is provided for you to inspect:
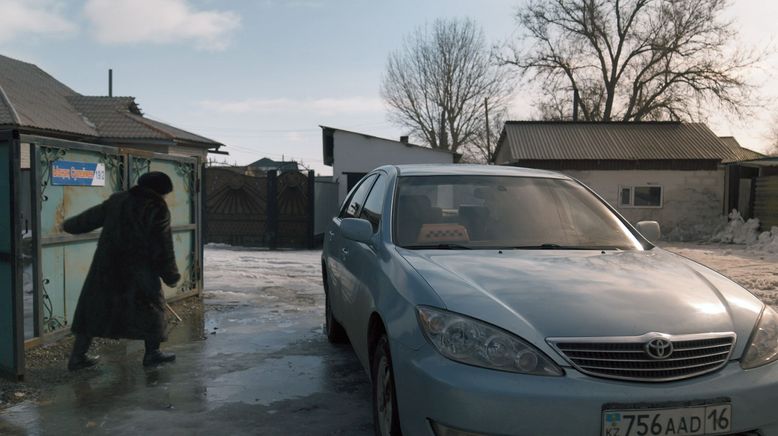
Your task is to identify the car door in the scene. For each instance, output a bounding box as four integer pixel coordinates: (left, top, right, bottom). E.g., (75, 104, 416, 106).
(326, 174, 378, 326)
(339, 172, 389, 359)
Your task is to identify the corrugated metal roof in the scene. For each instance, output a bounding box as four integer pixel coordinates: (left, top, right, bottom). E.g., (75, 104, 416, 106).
(127, 112, 218, 145)
(0, 54, 98, 136)
(718, 136, 765, 163)
(0, 54, 223, 149)
(496, 121, 741, 163)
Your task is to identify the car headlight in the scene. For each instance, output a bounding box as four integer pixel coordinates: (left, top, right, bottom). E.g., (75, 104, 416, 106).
(741, 305, 778, 369)
(417, 306, 563, 376)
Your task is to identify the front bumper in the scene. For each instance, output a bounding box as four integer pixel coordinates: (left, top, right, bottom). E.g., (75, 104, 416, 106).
(392, 340, 778, 436)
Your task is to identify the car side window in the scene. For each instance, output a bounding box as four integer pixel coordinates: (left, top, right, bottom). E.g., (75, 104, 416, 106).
(340, 174, 377, 219)
(359, 174, 388, 232)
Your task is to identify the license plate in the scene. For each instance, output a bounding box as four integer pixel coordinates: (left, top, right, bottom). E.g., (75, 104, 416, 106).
(601, 404, 731, 436)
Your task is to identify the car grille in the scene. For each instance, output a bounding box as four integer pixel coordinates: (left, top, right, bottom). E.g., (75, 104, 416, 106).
(549, 333, 736, 382)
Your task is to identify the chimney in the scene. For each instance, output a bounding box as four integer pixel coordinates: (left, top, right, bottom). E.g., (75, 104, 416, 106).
(400, 135, 409, 144)
(109, 69, 113, 97)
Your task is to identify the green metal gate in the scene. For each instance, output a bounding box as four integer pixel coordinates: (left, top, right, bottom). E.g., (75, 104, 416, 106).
(0, 130, 24, 379)
(28, 135, 201, 337)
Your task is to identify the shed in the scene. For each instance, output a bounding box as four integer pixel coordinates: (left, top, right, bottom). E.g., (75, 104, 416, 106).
(493, 121, 762, 238)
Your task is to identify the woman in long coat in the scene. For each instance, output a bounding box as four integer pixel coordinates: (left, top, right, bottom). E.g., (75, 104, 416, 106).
(63, 171, 181, 370)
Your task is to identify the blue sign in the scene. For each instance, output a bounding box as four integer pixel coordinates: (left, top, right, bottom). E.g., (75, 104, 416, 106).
(51, 161, 106, 186)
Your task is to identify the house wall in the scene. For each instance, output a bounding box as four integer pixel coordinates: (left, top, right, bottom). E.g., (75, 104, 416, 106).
(314, 178, 339, 236)
(562, 169, 725, 240)
(332, 130, 453, 204)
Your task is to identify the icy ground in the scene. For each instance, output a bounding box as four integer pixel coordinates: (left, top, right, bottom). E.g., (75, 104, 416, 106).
(1, 246, 373, 436)
(203, 245, 324, 310)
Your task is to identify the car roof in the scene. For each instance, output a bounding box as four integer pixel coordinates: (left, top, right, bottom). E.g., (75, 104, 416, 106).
(392, 164, 570, 179)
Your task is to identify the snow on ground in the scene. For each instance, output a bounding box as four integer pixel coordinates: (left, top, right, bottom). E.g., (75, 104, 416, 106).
(662, 242, 778, 308)
(203, 246, 325, 325)
(204, 246, 322, 294)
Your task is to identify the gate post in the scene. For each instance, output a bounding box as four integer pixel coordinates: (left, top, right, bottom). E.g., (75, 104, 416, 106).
(307, 170, 315, 249)
(266, 170, 278, 250)
(0, 130, 25, 380)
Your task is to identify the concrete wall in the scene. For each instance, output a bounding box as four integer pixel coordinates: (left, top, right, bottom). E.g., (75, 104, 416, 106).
(562, 169, 725, 240)
(332, 130, 453, 204)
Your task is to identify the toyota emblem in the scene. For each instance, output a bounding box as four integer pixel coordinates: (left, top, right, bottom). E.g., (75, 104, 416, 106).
(645, 337, 673, 360)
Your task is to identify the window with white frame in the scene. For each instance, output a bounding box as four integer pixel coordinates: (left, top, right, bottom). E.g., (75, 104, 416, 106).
(618, 185, 663, 208)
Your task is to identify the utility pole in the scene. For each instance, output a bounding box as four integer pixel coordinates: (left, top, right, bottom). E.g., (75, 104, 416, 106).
(484, 98, 491, 164)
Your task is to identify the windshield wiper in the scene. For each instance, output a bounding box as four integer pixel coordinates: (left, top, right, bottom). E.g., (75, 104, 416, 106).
(404, 243, 473, 250)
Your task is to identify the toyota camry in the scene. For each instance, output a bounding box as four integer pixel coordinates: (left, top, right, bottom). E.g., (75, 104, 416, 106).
(321, 164, 778, 436)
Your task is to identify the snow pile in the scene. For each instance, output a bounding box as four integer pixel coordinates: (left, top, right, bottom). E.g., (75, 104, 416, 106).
(710, 210, 778, 253)
(752, 226, 778, 254)
(710, 210, 760, 244)
(665, 215, 727, 242)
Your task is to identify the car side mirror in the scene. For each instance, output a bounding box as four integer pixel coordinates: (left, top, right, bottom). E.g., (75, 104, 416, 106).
(341, 218, 373, 243)
(636, 221, 661, 242)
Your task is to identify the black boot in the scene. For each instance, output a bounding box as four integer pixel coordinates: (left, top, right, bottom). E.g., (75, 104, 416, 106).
(143, 339, 175, 367)
(68, 335, 99, 371)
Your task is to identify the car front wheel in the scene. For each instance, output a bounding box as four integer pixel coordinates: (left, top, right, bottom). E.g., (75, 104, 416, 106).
(372, 334, 402, 436)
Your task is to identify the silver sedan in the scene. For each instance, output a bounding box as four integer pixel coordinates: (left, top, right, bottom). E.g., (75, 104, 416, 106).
(321, 164, 778, 436)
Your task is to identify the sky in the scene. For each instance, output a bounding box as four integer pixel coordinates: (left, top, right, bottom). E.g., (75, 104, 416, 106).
(1, 0, 776, 176)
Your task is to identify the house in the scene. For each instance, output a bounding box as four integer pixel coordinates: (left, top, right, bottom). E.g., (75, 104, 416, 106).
(321, 126, 456, 206)
(245, 157, 299, 175)
(0, 55, 225, 158)
(493, 121, 763, 239)
(0, 53, 224, 375)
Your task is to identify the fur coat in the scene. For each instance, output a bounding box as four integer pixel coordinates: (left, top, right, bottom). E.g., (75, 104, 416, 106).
(63, 186, 180, 341)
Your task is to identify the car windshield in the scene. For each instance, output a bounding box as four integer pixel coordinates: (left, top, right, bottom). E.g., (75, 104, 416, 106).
(394, 175, 642, 250)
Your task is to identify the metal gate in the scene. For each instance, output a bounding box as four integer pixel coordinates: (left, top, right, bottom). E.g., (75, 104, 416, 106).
(205, 167, 267, 246)
(754, 175, 778, 230)
(205, 168, 314, 248)
(0, 130, 24, 379)
(27, 135, 201, 338)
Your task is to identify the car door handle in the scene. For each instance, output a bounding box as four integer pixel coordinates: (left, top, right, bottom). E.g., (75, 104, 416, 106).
(328, 231, 335, 242)
(341, 248, 349, 256)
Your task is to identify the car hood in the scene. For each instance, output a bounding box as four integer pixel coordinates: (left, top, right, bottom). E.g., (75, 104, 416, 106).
(399, 248, 763, 360)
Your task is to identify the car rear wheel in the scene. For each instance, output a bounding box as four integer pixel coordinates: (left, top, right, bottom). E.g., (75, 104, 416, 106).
(372, 335, 402, 436)
(323, 267, 347, 343)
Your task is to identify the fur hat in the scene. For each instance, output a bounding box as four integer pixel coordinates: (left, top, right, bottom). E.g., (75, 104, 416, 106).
(137, 171, 174, 195)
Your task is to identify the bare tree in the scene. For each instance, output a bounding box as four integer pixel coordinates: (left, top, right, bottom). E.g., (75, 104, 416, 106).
(459, 104, 507, 163)
(769, 118, 778, 156)
(382, 18, 510, 153)
(499, 0, 760, 121)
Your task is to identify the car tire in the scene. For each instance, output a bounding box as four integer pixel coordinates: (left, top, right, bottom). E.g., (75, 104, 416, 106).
(372, 335, 402, 436)
(323, 268, 348, 343)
